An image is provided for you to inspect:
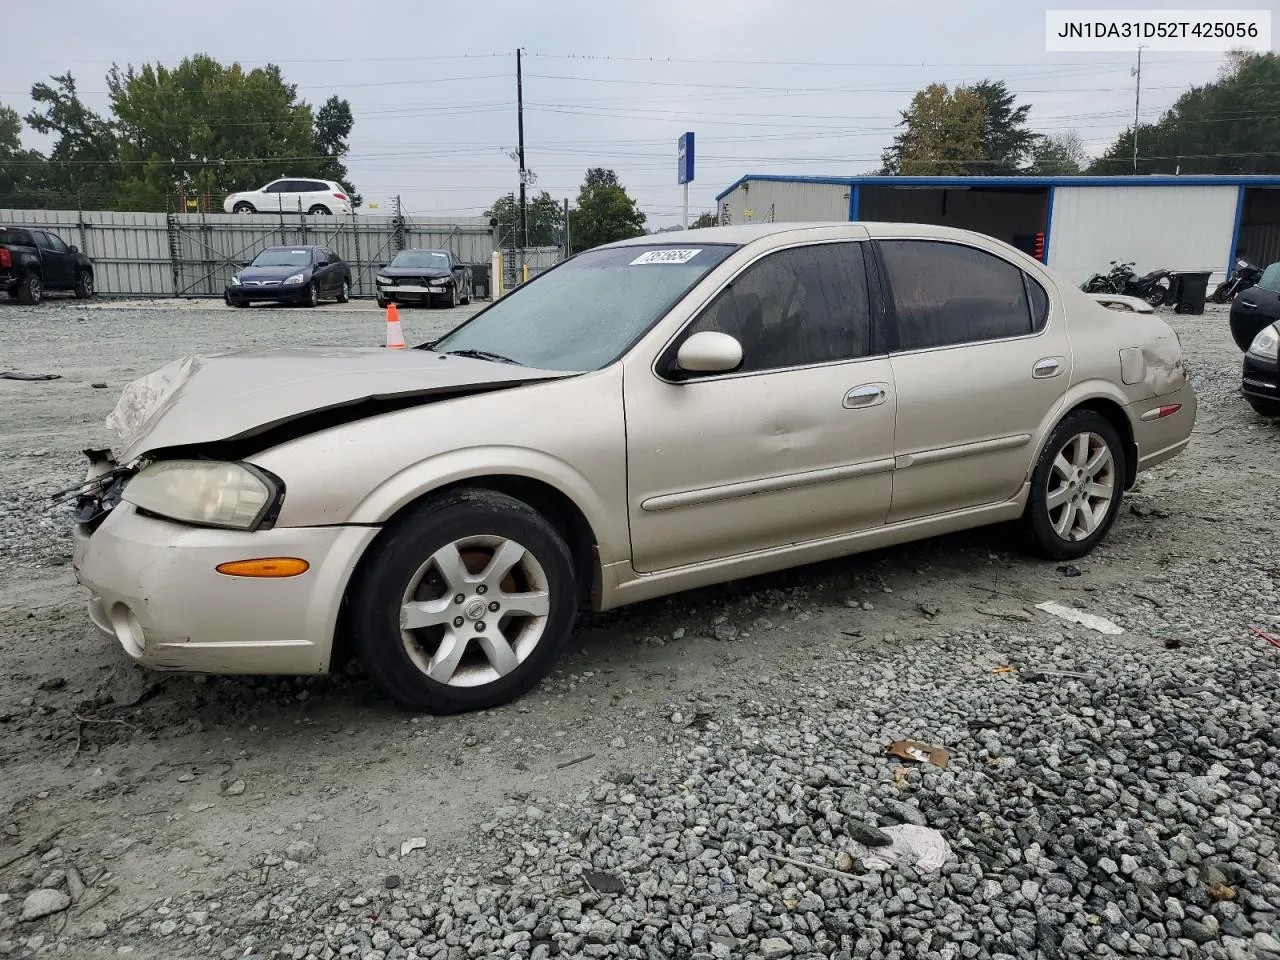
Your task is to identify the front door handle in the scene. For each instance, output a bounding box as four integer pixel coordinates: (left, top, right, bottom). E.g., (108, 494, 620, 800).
(1033, 357, 1062, 379)
(1240, 300, 1257, 310)
(843, 383, 889, 409)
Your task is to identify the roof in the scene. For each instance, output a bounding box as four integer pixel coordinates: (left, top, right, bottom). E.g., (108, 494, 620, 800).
(599, 220, 1041, 249)
(601, 223, 848, 246)
(715, 173, 1280, 202)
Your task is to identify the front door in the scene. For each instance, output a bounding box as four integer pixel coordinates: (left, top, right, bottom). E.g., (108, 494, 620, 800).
(624, 239, 897, 573)
(875, 238, 1071, 523)
(34, 232, 73, 288)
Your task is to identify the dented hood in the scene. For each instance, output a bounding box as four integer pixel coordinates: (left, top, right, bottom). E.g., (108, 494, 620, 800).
(107, 346, 572, 461)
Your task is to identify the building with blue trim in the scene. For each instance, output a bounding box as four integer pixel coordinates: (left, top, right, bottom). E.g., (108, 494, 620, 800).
(714, 175, 1280, 285)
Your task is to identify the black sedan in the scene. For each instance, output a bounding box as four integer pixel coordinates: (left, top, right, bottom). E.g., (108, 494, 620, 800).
(225, 245, 351, 308)
(375, 248, 472, 308)
(1229, 262, 1280, 351)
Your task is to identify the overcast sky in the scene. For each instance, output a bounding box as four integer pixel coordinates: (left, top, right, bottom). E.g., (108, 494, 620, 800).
(2, 0, 1269, 226)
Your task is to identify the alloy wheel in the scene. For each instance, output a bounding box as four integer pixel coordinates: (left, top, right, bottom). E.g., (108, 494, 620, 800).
(1045, 432, 1116, 541)
(399, 536, 550, 688)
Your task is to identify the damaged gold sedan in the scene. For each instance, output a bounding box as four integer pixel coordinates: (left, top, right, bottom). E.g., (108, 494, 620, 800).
(70, 223, 1197, 714)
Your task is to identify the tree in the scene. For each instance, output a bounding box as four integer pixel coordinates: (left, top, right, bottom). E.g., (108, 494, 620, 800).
(1090, 50, 1280, 175)
(880, 84, 986, 176)
(690, 211, 718, 228)
(24, 73, 120, 206)
(967, 80, 1037, 174)
(568, 168, 646, 252)
(486, 190, 564, 247)
(0, 101, 48, 206)
(1027, 131, 1088, 175)
(105, 55, 359, 209)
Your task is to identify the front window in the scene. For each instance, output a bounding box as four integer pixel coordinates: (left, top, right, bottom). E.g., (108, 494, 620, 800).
(431, 244, 738, 371)
(1258, 262, 1280, 293)
(391, 251, 452, 270)
(251, 249, 312, 267)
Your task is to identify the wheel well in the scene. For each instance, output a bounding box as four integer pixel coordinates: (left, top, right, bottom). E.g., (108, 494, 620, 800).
(1072, 398, 1138, 489)
(329, 475, 602, 672)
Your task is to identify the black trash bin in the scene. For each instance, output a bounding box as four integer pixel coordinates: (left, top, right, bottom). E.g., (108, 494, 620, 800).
(470, 262, 491, 300)
(1173, 271, 1212, 315)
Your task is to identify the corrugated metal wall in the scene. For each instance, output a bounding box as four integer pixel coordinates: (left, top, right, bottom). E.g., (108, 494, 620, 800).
(716, 180, 849, 224)
(1047, 186, 1238, 286)
(0, 208, 499, 298)
(858, 187, 1047, 250)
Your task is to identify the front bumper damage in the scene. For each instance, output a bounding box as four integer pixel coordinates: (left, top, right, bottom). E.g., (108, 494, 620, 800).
(66, 448, 377, 675)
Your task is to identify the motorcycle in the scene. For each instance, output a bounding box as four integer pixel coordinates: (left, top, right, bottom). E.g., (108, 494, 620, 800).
(1081, 260, 1174, 307)
(1211, 256, 1262, 303)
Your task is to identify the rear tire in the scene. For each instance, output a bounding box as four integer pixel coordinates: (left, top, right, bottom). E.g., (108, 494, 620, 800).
(337, 279, 350, 303)
(308, 205, 332, 216)
(1212, 284, 1231, 304)
(1022, 410, 1126, 561)
(74, 270, 94, 299)
(460, 278, 471, 305)
(1145, 280, 1171, 307)
(350, 489, 578, 714)
(16, 274, 42, 305)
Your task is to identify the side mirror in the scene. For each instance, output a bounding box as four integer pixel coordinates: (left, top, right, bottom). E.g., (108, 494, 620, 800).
(674, 331, 743, 376)
(377, 262, 387, 270)
(69, 245, 79, 254)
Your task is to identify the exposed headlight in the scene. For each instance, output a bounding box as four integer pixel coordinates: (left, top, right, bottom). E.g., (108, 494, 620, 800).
(284, 273, 305, 285)
(1248, 324, 1279, 361)
(122, 460, 279, 530)
(376, 275, 390, 285)
(231, 274, 242, 285)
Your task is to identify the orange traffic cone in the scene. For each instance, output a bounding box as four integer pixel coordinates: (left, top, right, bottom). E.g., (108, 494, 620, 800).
(385, 303, 406, 349)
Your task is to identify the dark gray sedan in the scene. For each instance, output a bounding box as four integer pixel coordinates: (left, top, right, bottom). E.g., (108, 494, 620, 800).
(375, 249, 473, 309)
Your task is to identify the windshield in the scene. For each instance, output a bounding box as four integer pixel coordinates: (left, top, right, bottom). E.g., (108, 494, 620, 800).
(1259, 262, 1280, 293)
(252, 249, 312, 267)
(431, 244, 738, 371)
(391, 250, 451, 269)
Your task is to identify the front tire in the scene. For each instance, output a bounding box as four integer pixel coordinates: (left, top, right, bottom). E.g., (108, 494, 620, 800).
(233, 202, 256, 214)
(1022, 410, 1126, 561)
(350, 489, 578, 714)
(74, 270, 94, 299)
(1212, 283, 1232, 304)
(460, 278, 471, 305)
(302, 282, 319, 308)
(377, 296, 390, 309)
(16, 274, 42, 305)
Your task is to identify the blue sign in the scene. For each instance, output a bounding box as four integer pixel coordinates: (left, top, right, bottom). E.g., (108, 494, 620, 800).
(678, 131, 695, 185)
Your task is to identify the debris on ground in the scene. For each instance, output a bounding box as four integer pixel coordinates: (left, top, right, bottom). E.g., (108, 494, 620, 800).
(861, 825, 951, 874)
(0, 371, 61, 381)
(1034, 601, 1124, 635)
(399, 837, 426, 857)
(885, 738, 950, 768)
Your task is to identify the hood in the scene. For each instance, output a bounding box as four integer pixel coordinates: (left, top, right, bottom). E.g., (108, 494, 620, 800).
(106, 346, 572, 462)
(238, 264, 312, 281)
(383, 265, 452, 279)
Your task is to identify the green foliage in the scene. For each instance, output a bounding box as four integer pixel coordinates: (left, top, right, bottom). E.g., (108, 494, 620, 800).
(486, 190, 565, 247)
(1090, 51, 1280, 175)
(2, 56, 358, 210)
(690, 211, 718, 228)
(0, 101, 47, 205)
(568, 167, 646, 252)
(966, 80, 1037, 174)
(880, 83, 986, 176)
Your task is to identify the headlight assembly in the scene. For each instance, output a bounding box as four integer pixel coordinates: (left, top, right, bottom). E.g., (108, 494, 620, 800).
(284, 273, 306, 285)
(122, 460, 280, 530)
(1248, 324, 1279, 361)
(376, 275, 390, 285)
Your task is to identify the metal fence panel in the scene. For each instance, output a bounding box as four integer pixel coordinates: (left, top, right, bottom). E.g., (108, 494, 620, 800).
(0, 208, 513, 299)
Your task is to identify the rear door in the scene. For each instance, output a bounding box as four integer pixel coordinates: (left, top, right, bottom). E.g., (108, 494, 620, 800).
(876, 237, 1069, 523)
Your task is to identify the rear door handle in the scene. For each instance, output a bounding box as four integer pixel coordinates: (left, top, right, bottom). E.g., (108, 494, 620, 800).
(1033, 357, 1063, 379)
(843, 383, 889, 409)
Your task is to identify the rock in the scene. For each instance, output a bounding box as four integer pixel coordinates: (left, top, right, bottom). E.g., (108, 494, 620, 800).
(285, 840, 317, 862)
(36, 677, 66, 691)
(400, 837, 426, 857)
(880, 800, 927, 826)
(583, 871, 625, 894)
(91, 382, 108, 389)
(713, 624, 738, 642)
(101, 838, 135, 860)
(20, 889, 70, 921)
(1183, 920, 1218, 945)
(759, 938, 794, 958)
(384, 876, 401, 889)
(88, 921, 108, 938)
(224, 779, 246, 796)
(846, 820, 893, 847)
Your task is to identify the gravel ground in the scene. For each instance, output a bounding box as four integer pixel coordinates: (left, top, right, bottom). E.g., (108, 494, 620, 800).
(0, 298, 1277, 960)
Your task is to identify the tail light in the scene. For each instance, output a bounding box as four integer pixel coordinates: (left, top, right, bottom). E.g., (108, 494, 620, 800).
(333, 193, 348, 201)
(0, 249, 10, 269)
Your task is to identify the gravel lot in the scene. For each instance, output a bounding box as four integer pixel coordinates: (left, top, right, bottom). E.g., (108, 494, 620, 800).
(0, 297, 1277, 960)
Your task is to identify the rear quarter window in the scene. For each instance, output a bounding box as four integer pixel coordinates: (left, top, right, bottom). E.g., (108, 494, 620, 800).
(0, 230, 31, 246)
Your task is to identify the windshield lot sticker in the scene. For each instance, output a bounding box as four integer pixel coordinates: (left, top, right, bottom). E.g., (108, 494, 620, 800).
(630, 249, 702, 265)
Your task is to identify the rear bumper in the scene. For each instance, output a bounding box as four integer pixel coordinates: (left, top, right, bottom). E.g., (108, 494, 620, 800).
(1130, 381, 1198, 472)
(73, 502, 378, 675)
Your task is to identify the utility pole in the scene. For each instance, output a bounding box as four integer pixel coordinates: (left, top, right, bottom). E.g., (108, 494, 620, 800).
(563, 197, 571, 258)
(1131, 44, 1145, 175)
(516, 48, 528, 259)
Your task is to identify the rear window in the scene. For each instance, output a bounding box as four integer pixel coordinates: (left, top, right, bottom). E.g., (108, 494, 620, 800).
(1258, 262, 1280, 293)
(0, 229, 31, 246)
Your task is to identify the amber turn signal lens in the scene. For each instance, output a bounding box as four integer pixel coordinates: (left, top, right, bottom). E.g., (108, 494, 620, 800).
(215, 558, 310, 578)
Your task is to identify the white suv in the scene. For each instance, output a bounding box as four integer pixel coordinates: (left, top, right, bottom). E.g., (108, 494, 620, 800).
(224, 178, 353, 216)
